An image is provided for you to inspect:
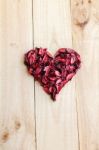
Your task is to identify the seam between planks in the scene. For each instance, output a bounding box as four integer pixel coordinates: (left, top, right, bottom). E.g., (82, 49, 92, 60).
(69, 0, 81, 150)
(32, 0, 37, 149)
(75, 91, 81, 150)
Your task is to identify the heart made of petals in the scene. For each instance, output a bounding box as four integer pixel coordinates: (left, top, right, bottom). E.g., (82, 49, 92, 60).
(24, 48, 81, 101)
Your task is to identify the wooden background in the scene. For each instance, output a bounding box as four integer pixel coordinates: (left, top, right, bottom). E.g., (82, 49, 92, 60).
(0, 0, 99, 150)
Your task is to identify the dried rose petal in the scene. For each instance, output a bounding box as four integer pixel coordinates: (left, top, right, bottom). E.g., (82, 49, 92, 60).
(24, 48, 81, 101)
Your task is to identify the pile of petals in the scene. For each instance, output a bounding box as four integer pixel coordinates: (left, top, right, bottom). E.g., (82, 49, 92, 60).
(24, 48, 81, 101)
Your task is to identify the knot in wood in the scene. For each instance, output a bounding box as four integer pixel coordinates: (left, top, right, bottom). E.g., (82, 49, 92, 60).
(73, 4, 90, 28)
(1, 131, 9, 143)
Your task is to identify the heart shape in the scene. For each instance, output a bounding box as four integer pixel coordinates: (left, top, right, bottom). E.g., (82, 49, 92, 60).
(24, 48, 81, 101)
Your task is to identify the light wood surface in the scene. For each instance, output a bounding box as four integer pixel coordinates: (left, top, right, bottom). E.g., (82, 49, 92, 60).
(0, 0, 99, 150)
(33, 0, 78, 150)
(0, 0, 35, 150)
(71, 0, 99, 150)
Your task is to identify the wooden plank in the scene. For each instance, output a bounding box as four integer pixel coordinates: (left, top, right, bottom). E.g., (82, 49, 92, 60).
(0, 0, 36, 149)
(33, 0, 79, 150)
(71, 0, 99, 149)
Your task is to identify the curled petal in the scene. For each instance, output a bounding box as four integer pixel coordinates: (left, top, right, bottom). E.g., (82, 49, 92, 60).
(66, 73, 75, 81)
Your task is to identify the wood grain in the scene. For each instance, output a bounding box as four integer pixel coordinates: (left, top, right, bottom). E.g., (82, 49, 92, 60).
(0, 0, 36, 149)
(33, 0, 79, 150)
(71, 0, 99, 149)
(1, 0, 99, 150)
